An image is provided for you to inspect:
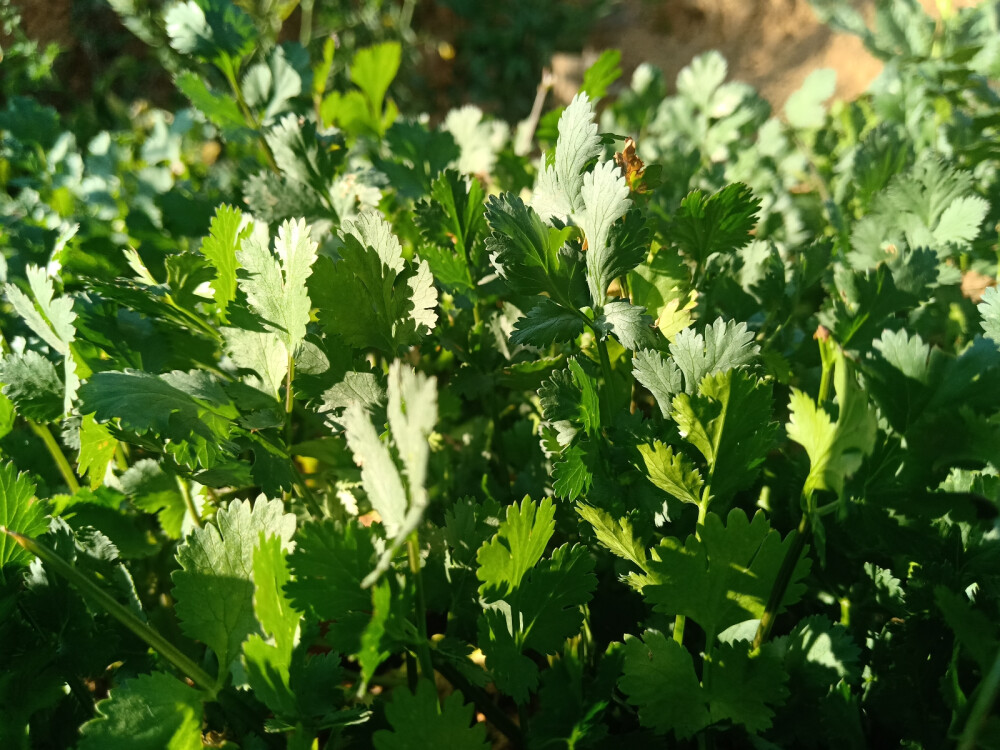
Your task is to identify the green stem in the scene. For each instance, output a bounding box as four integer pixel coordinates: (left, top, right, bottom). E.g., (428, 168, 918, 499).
(958, 643, 1000, 750)
(1, 527, 218, 696)
(406, 533, 434, 680)
(673, 614, 686, 645)
(298, 0, 314, 47)
(594, 334, 619, 420)
(29, 420, 80, 494)
(753, 512, 810, 651)
(284, 354, 295, 448)
(176, 475, 203, 529)
(220, 60, 279, 172)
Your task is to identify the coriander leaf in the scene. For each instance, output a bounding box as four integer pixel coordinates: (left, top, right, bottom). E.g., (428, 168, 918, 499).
(175, 72, 246, 130)
(486, 192, 573, 298)
(0, 350, 64, 421)
(638, 441, 704, 507)
(341, 401, 406, 534)
(414, 170, 488, 290)
(669, 318, 759, 394)
(222, 327, 288, 398)
(576, 503, 651, 590)
(0, 462, 46, 576)
(979, 286, 1000, 344)
(199, 204, 249, 320)
(645, 509, 810, 640)
(552, 442, 594, 501)
(620, 630, 709, 738)
(373, 681, 489, 750)
(121, 460, 187, 539)
(78, 414, 116, 490)
(516, 543, 597, 654)
(589, 208, 650, 306)
(786, 349, 877, 499)
(538, 359, 601, 444)
(511, 298, 586, 347)
(78, 672, 203, 750)
(632, 350, 683, 419)
(477, 496, 556, 600)
(386, 361, 437, 509)
(237, 218, 318, 355)
(358, 579, 393, 688)
(263, 115, 346, 196)
(597, 300, 656, 350)
(240, 45, 301, 124)
(532, 93, 603, 219)
(581, 49, 623, 100)
(442, 105, 509, 176)
(243, 533, 299, 719)
(671, 369, 776, 505)
(321, 371, 385, 417)
(670, 184, 760, 270)
(573, 160, 631, 303)
(707, 642, 788, 732)
(350, 42, 401, 121)
(172, 497, 295, 676)
(285, 520, 377, 654)
(784, 68, 836, 129)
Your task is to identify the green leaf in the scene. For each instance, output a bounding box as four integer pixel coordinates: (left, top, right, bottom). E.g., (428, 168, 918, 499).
(532, 93, 603, 219)
(645, 509, 810, 640)
(510, 298, 586, 347)
(243, 533, 300, 719)
(589, 208, 650, 307)
(784, 68, 836, 129)
(240, 45, 302, 124)
(0, 462, 46, 575)
(358, 578, 393, 688)
(237, 218, 318, 355)
(313, 215, 438, 354)
(285, 520, 377, 654)
(175, 72, 247, 130)
(786, 349, 877, 499)
(638, 441, 704, 506)
(121, 460, 187, 539)
(705, 642, 788, 732)
(199, 204, 248, 320)
(78, 672, 204, 750)
(373, 681, 489, 750)
(485, 192, 573, 298)
(172, 497, 295, 677)
(669, 318, 759, 393)
(573, 160, 631, 303)
(78, 414, 117, 490)
(552, 442, 594, 501)
(0, 350, 65, 421)
(671, 184, 760, 270)
(979, 286, 1000, 344)
(576, 504, 650, 589)
(581, 49, 623, 101)
(477, 496, 556, 599)
(414, 170, 487, 291)
(350, 42, 401, 121)
(342, 362, 437, 586)
(598, 300, 656, 350)
(671, 369, 776, 504)
(164, 0, 256, 61)
(264, 114, 346, 193)
(620, 630, 709, 738)
(538, 358, 601, 443)
(632, 350, 683, 419)
(222, 327, 288, 398)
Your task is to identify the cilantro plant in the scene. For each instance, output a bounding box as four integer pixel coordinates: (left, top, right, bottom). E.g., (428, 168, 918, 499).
(3, 0, 1000, 748)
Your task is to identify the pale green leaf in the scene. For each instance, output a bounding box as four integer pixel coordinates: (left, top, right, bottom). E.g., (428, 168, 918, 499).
(638, 441, 704, 506)
(599, 300, 656, 350)
(0, 350, 64, 421)
(78, 413, 117, 490)
(573, 159, 631, 302)
(172, 497, 296, 676)
(669, 318, 759, 394)
(237, 218, 318, 354)
(784, 68, 837, 129)
(222, 326, 288, 397)
(632, 350, 683, 418)
(351, 42, 401, 116)
(576, 503, 650, 589)
(532, 93, 603, 219)
(980, 286, 1000, 344)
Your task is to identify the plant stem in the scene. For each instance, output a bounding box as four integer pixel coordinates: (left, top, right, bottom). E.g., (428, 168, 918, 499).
(29, 420, 80, 494)
(958, 643, 1000, 750)
(594, 334, 619, 420)
(175, 475, 203, 529)
(1, 527, 218, 696)
(406, 532, 434, 680)
(284, 354, 295, 448)
(753, 512, 810, 651)
(298, 0, 314, 47)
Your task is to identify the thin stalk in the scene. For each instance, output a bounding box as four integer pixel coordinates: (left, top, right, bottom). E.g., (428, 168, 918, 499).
(753, 512, 810, 651)
(1, 527, 217, 695)
(406, 533, 434, 679)
(958, 643, 1000, 750)
(594, 334, 619, 419)
(284, 354, 296, 448)
(29, 420, 80, 494)
(432, 653, 525, 748)
(175, 475, 203, 529)
(298, 0, 314, 47)
(220, 62, 279, 172)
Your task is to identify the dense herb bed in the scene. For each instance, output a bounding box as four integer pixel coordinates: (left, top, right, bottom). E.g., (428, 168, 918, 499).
(2, 0, 1000, 747)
